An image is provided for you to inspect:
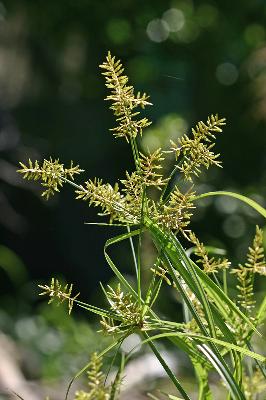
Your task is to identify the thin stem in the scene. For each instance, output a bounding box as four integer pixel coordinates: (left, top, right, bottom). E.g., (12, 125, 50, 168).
(130, 137, 139, 170)
(223, 269, 228, 296)
(212, 273, 222, 290)
(160, 164, 179, 202)
(182, 298, 191, 324)
(136, 186, 146, 303)
(143, 332, 192, 400)
(160, 154, 186, 204)
(63, 177, 85, 191)
(127, 225, 138, 279)
(63, 177, 138, 223)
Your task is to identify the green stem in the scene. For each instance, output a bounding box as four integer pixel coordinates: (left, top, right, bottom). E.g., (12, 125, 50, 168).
(63, 177, 85, 191)
(223, 269, 228, 296)
(127, 225, 138, 278)
(142, 332, 192, 400)
(193, 362, 213, 400)
(136, 186, 147, 303)
(160, 165, 178, 201)
(130, 137, 140, 170)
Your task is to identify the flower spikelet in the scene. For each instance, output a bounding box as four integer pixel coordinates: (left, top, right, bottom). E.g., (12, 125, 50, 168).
(75, 352, 110, 400)
(100, 51, 152, 141)
(76, 179, 133, 224)
(100, 284, 147, 334)
(120, 171, 143, 219)
(242, 367, 266, 399)
(232, 264, 256, 313)
(18, 158, 83, 199)
(245, 225, 266, 275)
(150, 265, 172, 286)
(154, 187, 196, 232)
(170, 114, 226, 181)
(139, 148, 169, 189)
(189, 231, 231, 274)
(38, 278, 79, 314)
(231, 226, 266, 313)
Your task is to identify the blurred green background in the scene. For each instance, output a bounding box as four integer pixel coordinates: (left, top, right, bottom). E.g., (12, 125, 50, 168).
(0, 0, 266, 396)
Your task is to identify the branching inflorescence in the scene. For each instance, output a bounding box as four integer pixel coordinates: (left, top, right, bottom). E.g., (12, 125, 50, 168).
(18, 158, 84, 200)
(38, 278, 80, 314)
(170, 114, 225, 181)
(99, 51, 152, 141)
(231, 226, 266, 314)
(74, 352, 116, 400)
(18, 52, 266, 400)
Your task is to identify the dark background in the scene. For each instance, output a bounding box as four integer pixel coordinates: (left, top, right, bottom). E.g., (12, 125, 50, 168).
(0, 0, 265, 341)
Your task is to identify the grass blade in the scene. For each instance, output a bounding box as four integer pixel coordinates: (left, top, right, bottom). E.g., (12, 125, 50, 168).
(140, 332, 266, 363)
(143, 332, 192, 400)
(195, 191, 266, 219)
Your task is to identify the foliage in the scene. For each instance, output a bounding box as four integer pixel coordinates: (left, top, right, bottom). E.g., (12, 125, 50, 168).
(18, 53, 266, 400)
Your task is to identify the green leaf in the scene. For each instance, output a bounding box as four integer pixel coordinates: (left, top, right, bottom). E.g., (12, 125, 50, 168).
(141, 332, 262, 400)
(141, 332, 266, 363)
(145, 219, 249, 400)
(104, 229, 141, 300)
(74, 299, 122, 320)
(143, 332, 192, 400)
(147, 218, 217, 339)
(257, 294, 266, 325)
(195, 191, 266, 219)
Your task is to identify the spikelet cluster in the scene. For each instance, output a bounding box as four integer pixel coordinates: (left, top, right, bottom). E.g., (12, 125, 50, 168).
(231, 226, 266, 313)
(242, 367, 266, 400)
(76, 179, 132, 224)
(38, 278, 79, 314)
(245, 225, 266, 275)
(18, 158, 83, 199)
(100, 51, 152, 141)
(74, 353, 111, 400)
(189, 232, 231, 274)
(100, 284, 147, 335)
(153, 187, 196, 233)
(139, 149, 169, 188)
(150, 264, 172, 286)
(120, 171, 143, 219)
(170, 114, 225, 181)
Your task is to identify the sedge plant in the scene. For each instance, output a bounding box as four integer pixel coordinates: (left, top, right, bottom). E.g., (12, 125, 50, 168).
(18, 52, 266, 400)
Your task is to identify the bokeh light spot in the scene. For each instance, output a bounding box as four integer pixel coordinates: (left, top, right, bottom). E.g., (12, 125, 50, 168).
(106, 18, 131, 45)
(128, 56, 156, 83)
(142, 114, 188, 152)
(146, 19, 169, 43)
(223, 215, 246, 238)
(216, 62, 238, 85)
(121, 333, 141, 354)
(173, 20, 200, 43)
(162, 8, 185, 32)
(215, 196, 239, 214)
(244, 24, 265, 47)
(196, 4, 218, 28)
